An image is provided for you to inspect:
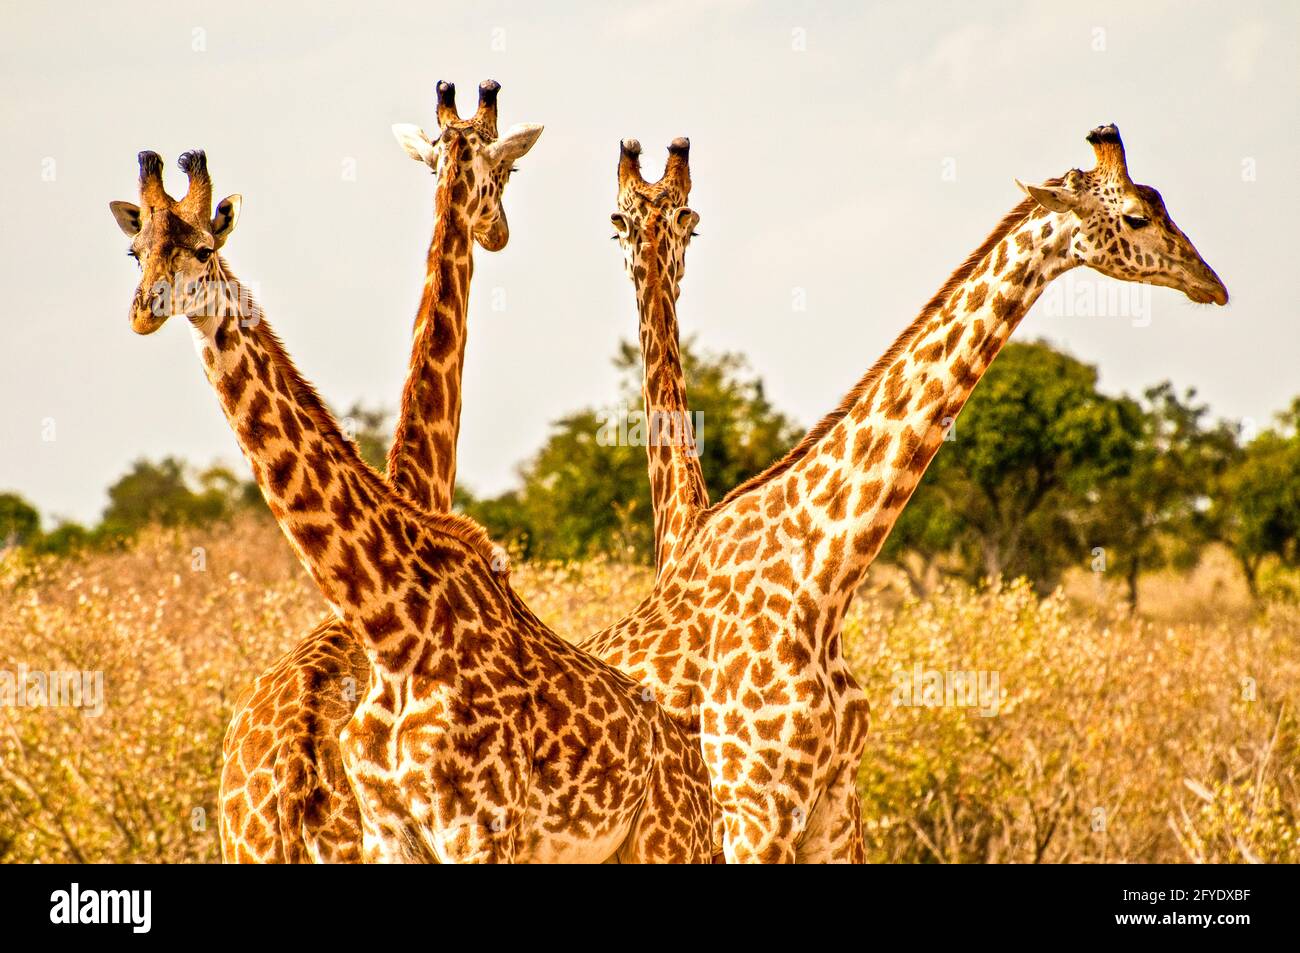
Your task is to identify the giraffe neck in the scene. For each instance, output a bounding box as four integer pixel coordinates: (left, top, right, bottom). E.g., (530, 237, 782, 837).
(187, 258, 502, 670)
(386, 163, 475, 513)
(636, 230, 707, 571)
(725, 200, 1079, 608)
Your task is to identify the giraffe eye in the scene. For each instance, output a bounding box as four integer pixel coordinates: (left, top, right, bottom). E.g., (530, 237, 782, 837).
(194, 247, 213, 262)
(126, 248, 139, 261)
(1123, 214, 1150, 230)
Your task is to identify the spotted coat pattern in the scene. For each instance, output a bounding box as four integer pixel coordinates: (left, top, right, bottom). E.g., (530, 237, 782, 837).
(179, 123, 1226, 864)
(609, 137, 708, 573)
(577, 124, 1227, 862)
(217, 81, 542, 864)
(114, 149, 713, 863)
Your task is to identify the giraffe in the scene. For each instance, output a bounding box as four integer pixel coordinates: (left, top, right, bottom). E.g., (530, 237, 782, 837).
(215, 133, 713, 863)
(577, 123, 1228, 861)
(110, 149, 714, 863)
(215, 81, 543, 863)
(202, 122, 1226, 864)
(609, 137, 707, 573)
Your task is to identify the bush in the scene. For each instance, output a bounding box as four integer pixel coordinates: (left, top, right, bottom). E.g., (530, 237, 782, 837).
(848, 580, 1298, 863)
(1, 517, 1295, 863)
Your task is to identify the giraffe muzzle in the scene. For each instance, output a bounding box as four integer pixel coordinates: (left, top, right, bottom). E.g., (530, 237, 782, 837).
(130, 285, 172, 334)
(1185, 262, 1229, 306)
(130, 308, 169, 335)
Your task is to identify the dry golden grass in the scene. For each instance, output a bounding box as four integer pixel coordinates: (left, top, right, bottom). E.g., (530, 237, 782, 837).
(1, 515, 1295, 863)
(850, 577, 1298, 863)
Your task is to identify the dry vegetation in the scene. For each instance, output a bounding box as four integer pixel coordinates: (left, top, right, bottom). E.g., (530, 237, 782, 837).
(1, 515, 1295, 863)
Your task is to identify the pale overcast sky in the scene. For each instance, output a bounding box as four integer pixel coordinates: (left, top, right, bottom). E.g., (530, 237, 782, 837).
(1, 0, 1296, 525)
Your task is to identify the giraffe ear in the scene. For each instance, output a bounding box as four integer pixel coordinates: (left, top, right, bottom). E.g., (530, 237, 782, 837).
(109, 201, 141, 237)
(1016, 179, 1079, 214)
(485, 123, 544, 167)
(392, 124, 437, 166)
(212, 194, 242, 244)
(671, 207, 700, 237)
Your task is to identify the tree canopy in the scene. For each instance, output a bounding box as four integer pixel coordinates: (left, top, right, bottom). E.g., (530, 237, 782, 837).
(461, 339, 801, 561)
(0, 493, 40, 548)
(9, 339, 1300, 612)
(879, 342, 1142, 594)
(1209, 399, 1300, 599)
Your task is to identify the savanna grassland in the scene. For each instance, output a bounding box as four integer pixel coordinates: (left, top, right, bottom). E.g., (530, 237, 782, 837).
(1, 515, 1295, 863)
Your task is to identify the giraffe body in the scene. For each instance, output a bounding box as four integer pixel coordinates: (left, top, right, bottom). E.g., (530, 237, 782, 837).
(582, 124, 1226, 862)
(222, 620, 368, 862)
(217, 82, 542, 863)
(592, 137, 866, 859)
(185, 290, 710, 864)
(113, 145, 712, 863)
(176, 123, 1227, 863)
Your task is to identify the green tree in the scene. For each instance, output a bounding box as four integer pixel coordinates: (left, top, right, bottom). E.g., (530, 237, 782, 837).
(879, 341, 1140, 592)
(30, 521, 94, 557)
(337, 402, 392, 472)
(198, 463, 265, 514)
(0, 493, 40, 548)
(100, 458, 235, 538)
(469, 408, 647, 560)
(1210, 400, 1300, 601)
(612, 342, 800, 500)
(876, 481, 964, 596)
(1081, 384, 1237, 609)
(463, 340, 801, 561)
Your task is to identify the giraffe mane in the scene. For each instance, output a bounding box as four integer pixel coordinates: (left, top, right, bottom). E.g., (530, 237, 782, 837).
(715, 187, 1054, 508)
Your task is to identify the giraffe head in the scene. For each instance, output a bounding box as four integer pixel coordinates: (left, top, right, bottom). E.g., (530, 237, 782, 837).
(109, 150, 242, 334)
(392, 80, 543, 252)
(1017, 124, 1227, 305)
(610, 137, 698, 296)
